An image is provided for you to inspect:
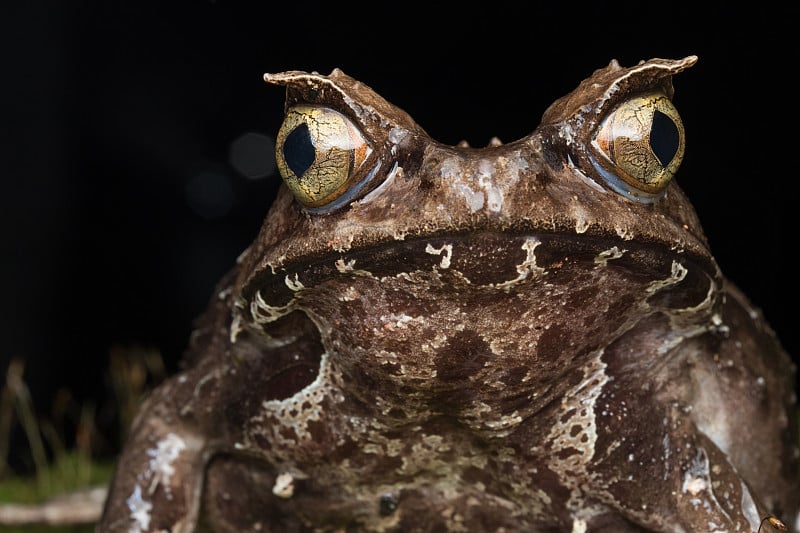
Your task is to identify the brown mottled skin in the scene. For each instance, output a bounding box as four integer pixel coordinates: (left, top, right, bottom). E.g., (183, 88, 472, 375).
(98, 57, 799, 532)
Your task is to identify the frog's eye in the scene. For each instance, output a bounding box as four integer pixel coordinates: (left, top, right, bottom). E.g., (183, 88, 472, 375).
(589, 93, 685, 202)
(275, 105, 372, 208)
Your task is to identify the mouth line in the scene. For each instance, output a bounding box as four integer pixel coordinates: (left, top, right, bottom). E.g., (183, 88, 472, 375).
(241, 230, 714, 311)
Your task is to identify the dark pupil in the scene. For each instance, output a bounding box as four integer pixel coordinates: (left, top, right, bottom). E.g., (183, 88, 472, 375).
(284, 123, 315, 177)
(649, 110, 679, 167)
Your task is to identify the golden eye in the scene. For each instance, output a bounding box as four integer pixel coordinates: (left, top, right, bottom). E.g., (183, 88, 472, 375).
(275, 105, 371, 208)
(590, 93, 685, 202)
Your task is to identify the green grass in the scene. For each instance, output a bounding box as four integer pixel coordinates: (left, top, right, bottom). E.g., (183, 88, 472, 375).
(0, 349, 165, 531)
(0, 520, 94, 533)
(0, 450, 112, 532)
(0, 451, 113, 504)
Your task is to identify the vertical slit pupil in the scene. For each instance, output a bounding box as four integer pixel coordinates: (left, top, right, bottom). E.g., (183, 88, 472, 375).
(650, 110, 679, 167)
(284, 123, 315, 177)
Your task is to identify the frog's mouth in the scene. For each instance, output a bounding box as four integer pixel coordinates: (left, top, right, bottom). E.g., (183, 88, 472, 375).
(239, 230, 716, 314)
(232, 229, 716, 412)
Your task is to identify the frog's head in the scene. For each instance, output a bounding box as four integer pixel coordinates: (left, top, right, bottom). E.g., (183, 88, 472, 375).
(227, 56, 717, 415)
(235, 55, 706, 304)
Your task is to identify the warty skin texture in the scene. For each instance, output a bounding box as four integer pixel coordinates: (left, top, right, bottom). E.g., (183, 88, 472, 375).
(98, 56, 799, 533)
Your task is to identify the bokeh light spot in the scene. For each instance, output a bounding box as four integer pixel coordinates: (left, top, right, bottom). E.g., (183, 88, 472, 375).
(229, 131, 275, 180)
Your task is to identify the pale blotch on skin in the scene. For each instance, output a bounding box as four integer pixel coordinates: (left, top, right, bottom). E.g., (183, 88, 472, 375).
(124, 433, 189, 533)
(593, 246, 626, 266)
(272, 472, 295, 499)
(546, 353, 609, 511)
(424, 243, 453, 269)
(125, 485, 152, 533)
(493, 237, 546, 289)
(145, 433, 187, 498)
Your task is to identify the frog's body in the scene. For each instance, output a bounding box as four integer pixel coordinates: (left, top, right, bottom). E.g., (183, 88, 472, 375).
(98, 56, 799, 532)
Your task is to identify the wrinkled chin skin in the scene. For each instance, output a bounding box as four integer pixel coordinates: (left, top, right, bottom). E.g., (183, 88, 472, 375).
(99, 234, 799, 532)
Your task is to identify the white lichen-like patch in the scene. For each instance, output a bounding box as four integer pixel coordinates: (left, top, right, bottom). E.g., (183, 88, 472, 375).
(145, 433, 187, 498)
(248, 289, 296, 325)
(487, 336, 507, 355)
(272, 472, 295, 498)
(709, 312, 730, 336)
(229, 306, 246, 343)
(681, 448, 735, 527)
(126, 484, 152, 533)
(379, 312, 419, 330)
(266, 256, 286, 275)
(421, 332, 449, 353)
(545, 353, 609, 511)
(335, 258, 356, 272)
(338, 286, 359, 302)
(284, 274, 305, 292)
(482, 411, 523, 431)
(440, 157, 487, 212)
(614, 225, 635, 240)
(425, 243, 453, 269)
(661, 427, 672, 481)
(571, 518, 588, 533)
(646, 260, 687, 295)
(477, 160, 503, 213)
(458, 183, 485, 212)
(388, 127, 406, 145)
(494, 237, 546, 289)
(329, 232, 356, 253)
(570, 198, 592, 234)
(574, 216, 590, 234)
(593, 246, 625, 266)
(391, 229, 408, 241)
(334, 257, 375, 278)
(508, 152, 530, 178)
(683, 475, 707, 496)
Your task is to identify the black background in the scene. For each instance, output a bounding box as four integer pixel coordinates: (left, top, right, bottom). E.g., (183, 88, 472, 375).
(2, 2, 798, 468)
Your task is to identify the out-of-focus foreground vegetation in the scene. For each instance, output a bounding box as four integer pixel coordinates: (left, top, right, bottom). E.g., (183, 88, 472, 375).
(0, 349, 165, 532)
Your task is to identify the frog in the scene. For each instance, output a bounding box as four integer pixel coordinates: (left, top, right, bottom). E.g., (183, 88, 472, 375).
(97, 55, 800, 532)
